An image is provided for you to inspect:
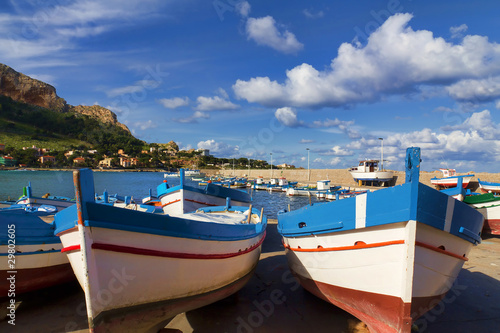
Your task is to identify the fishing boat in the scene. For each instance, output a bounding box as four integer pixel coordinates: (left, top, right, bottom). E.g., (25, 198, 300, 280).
(16, 182, 74, 210)
(430, 169, 474, 188)
(164, 171, 180, 178)
(348, 160, 394, 186)
(464, 193, 500, 235)
(286, 180, 332, 197)
(54, 169, 267, 333)
(0, 204, 75, 297)
(477, 178, 500, 194)
(159, 169, 252, 216)
(278, 147, 483, 333)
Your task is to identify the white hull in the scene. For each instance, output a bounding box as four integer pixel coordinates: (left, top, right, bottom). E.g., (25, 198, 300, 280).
(59, 225, 264, 327)
(0, 243, 68, 270)
(430, 176, 473, 187)
(349, 170, 394, 182)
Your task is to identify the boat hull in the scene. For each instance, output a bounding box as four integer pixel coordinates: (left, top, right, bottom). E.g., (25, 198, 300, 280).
(430, 176, 472, 188)
(0, 244, 74, 297)
(468, 202, 500, 235)
(349, 170, 394, 182)
(283, 220, 474, 333)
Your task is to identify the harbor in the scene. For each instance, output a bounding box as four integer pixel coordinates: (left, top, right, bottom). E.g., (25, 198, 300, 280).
(1, 219, 499, 333)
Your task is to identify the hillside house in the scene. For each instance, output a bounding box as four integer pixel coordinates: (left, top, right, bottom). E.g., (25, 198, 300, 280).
(73, 157, 86, 164)
(0, 156, 17, 166)
(39, 155, 55, 164)
(99, 158, 113, 168)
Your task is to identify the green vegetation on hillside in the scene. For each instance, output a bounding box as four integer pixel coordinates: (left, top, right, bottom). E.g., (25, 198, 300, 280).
(0, 95, 144, 154)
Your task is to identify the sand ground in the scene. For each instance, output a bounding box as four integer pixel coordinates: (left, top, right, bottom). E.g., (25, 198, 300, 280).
(1, 221, 499, 333)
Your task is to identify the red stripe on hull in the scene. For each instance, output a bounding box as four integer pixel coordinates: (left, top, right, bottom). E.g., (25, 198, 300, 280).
(0, 263, 75, 297)
(91, 231, 266, 259)
(292, 273, 444, 333)
(483, 219, 500, 235)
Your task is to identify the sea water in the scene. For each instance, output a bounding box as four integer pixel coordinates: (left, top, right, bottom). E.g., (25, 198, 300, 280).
(0, 170, 321, 219)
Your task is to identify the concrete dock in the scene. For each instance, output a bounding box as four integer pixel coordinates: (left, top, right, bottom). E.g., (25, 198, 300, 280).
(1, 220, 499, 333)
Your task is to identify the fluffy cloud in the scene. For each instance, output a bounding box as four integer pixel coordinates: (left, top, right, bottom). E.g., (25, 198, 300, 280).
(195, 93, 239, 111)
(173, 111, 209, 123)
(319, 145, 353, 156)
(197, 139, 239, 157)
(344, 110, 500, 170)
(446, 76, 500, 102)
(275, 107, 303, 127)
(158, 97, 189, 109)
(234, 13, 500, 108)
(246, 16, 303, 54)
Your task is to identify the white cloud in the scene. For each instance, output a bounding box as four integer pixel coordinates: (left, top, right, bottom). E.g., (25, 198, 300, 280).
(106, 85, 144, 97)
(158, 97, 190, 109)
(320, 145, 353, 156)
(195, 95, 239, 111)
(275, 107, 303, 127)
(245, 16, 303, 54)
(345, 110, 500, 171)
(446, 76, 500, 102)
(450, 24, 468, 39)
(173, 111, 210, 123)
(299, 139, 315, 144)
(496, 100, 500, 109)
(197, 139, 239, 157)
(234, 13, 500, 108)
(303, 9, 324, 19)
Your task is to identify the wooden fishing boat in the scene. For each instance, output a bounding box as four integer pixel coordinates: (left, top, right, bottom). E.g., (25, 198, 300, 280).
(16, 182, 74, 210)
(477, 178, 500, 194)
(430, 169, 474, 188)
(464, 193, 500, 235)
(54, 169, 266, 333)
(158, 169, 251, 216)
(278, 147, 483, 333)
(0, 204, 74, 298)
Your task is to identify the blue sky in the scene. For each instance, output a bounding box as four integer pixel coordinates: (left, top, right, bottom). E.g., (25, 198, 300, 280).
(2, 0, 500, 172)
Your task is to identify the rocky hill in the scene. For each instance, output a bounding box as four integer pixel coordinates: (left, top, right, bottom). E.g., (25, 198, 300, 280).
(0, 63, 129, 133)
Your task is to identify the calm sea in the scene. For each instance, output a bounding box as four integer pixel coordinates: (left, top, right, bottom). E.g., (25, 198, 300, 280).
(0, 170, 321, 219)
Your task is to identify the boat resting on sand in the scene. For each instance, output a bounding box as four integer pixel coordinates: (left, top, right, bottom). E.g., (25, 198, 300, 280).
(277, 147, 484, 333)
(0, 204, 74, 298)
(430, 169, 474, 188)
(477, 178, 500, 194)
(54, 169, 266, 333)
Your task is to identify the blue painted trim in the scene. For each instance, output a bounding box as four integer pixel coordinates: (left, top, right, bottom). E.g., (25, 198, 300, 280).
(158, 183, 251, 203)
(478, 178, 500, 186)
(430, 174, 475, 181)
(278, 179, 484, 245)
(54, 203, 266, 242)
(0, 209, 61, 246)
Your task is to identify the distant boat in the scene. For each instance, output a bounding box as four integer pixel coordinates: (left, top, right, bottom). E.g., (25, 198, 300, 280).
(0, 204, 75, 297)
(286, 180, 332, 197)
(477, 178, 500, 194)
(54, 169, 267, 333)
(158, 169, 252, 216)
(164, 172, 180, 178)
(184, 169, 203, 177)
(430, 169, 474, 188)
(464, 193, 500, 235)
(16, 182, 74, 210)
(348, 160, 394, 186)
(278, 147, 484, 333)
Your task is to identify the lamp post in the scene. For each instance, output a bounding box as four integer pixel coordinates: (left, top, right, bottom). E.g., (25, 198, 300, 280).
(378, 138, 384, 170)
(306, 148, 310, 181)
(270, 153, 273, 178)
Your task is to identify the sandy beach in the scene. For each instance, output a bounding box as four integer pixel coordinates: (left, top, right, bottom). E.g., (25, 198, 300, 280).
(1, 220, 499, 333)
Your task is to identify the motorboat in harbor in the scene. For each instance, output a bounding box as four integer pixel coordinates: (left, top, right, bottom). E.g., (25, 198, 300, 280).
(348, 160, 394, 186)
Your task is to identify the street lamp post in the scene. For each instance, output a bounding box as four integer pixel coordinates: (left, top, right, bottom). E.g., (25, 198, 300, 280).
(306, 148, 310, 181)
(270, 153, 273, 178)
(378, 138, 384, 170)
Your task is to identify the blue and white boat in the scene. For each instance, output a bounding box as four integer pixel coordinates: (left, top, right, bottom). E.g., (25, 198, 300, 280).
(159, 169, 252, 216)
(0, 204, 74, 297)
(430, 168, 474, 188)
(54, 169, 266, 333)
(477, 178, 500, 194)
(278, 147, 483, 333)
(16, 182, 74, 210)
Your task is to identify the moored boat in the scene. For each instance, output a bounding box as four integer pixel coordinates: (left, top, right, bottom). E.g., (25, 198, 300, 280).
(15, 182, 74, 210)
(348, 160, 394, 186)
(464, 193, 500, 235)
(159, 169, 252, 216)
(278, 147, 484, 333)
(54, 169, 267, 333)
(0, 204, 75, 298)
(430, 169, 474, 188)
(477, 178, 500, 194)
